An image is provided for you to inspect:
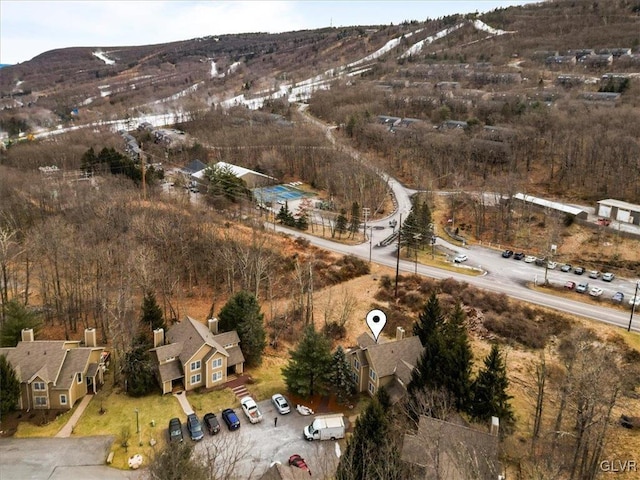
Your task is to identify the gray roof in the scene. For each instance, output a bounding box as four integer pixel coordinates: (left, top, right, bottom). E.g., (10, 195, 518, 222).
(158, 359, 183, 383)
(356, 332, 377, 349)
(597, 199, 640, 212)
(166, 316, 229, 365)
(226, 346, 245, 367)
(214, 331, 240, 348)
(182, 159, 208, 175)
(401, 416, 501, 479)
(513, 193, 587, 217)
(152, 342, 183, 363)
(366, 335, 423, 379)
(56, 348, 92, 390)
(0, 341, 70, 384)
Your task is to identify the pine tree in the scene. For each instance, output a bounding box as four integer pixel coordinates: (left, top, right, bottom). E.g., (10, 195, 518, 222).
(218, 291, 267, 367)
(471, 344, 515, 430)
(0, 299, 41, 347)
(282, 325, 332, 397)
(335, 209, 348, 238)
(418, 201, 433, 247)
(348, 202, 361, 238)
(330, 346, 357, 404)
(400, 208, 421, 252)
(0, 354, 20, 416)
(413, 292, 444, 346)
(140, 291, 165, 333)
(443, 303, 473, 411)
(276, 202, 295, 226)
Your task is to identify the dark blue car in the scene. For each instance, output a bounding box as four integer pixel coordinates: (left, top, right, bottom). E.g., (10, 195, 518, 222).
(222, 408, 241, 431)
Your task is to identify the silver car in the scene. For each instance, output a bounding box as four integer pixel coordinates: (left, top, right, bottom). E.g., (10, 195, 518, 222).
(271, 393, 291, 415)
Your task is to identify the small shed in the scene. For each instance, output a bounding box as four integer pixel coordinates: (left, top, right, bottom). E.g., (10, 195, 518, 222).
(596, 199, 640, 226)
(513, 193, 588, 220)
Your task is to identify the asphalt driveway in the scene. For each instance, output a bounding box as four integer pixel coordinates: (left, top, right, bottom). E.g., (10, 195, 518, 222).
(0, 436, 141, 480)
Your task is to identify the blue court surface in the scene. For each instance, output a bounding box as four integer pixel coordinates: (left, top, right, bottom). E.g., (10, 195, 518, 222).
(253, 184, 314, 204)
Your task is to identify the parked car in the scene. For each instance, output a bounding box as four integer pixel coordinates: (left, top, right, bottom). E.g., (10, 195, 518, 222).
(203, 412, 220, 435)
(454, 254, 468, 263)
(513, 252, 525, 260)
(612, 292, 624, 303)
(186, 413, 204, 441)
(565, 281, 576, 290)
(597, 218, 611, 226)
(222, 408, 241, 430)
(502, 250, 514, 258)
(535, 257, 546, 267)
(547, 261, 558, 270)
(574, 267, 585, 275)
(272, 394, 291, 415)
(168, 417, 183, 443)
(240, 396, 263, 424)
(524, 255, 537, 263)
(589, 286, 604, 297)
(588, 270, 600, 279)
(560, 264, 572, 272)
(630, 297, 640, 307)
(602, 272, 615, 282)
(576, 282, 589, 293)
(288, 454, 311, 474)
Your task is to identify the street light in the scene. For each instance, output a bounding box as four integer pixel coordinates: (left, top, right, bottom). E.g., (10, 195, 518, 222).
(368, 226, 373, 264)
(629, 281, 639, 332)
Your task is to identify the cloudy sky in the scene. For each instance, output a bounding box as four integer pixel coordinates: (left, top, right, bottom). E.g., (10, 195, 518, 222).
(1, 0, 536, 65)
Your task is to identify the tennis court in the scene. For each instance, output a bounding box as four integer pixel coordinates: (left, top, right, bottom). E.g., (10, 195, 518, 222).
(253, 184, 314, 205)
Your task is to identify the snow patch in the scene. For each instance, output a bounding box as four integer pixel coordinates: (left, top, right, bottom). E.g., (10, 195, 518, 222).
(227, 62, 241, 75)
(401, 24, 465, 58)
(93, 51, 115, 65)
(472, 19, 515, 36)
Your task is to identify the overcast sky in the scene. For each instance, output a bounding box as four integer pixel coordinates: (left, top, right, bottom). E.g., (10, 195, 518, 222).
(0, 0, 537, 65)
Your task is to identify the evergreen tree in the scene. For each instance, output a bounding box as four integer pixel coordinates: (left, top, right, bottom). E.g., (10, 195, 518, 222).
(400, 208, 421, 252)
(0, 299, 42, 347)
(413, 292, 444, 346)
(334, 209, 348, 238)
(282, 325, 332, 397)
(329, 346, 357, 404)
(140, 291, 165, 333)
(276, 202, 295, 227)
(471, 344, 515, 430)
(203, 163, 251, 203)
(0, 354, 20, 416)
(80, 146, 97, 174)
(295, 213, 309, 230)
(417, 201, 433, 247)
(348, 202, 361, 238)
(443, 303, 473, 411)
(122, 344, 158, 397)
(218, 291, 267, 367)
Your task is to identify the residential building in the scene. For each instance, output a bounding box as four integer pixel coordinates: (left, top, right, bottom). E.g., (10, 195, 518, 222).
(0, 328, 106, 411)
(347, 328, 423, 402)
(150, 317, 245, 394)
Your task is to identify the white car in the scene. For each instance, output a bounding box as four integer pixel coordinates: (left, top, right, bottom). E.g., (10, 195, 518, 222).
(271, 393, 291, 415)
(630, 297, 640, 307)
(547, 261, 557, 270)
(240, 396, 263, 424)
(602, 272, 615, 282)
(524, 255, 537, 263)
(589, 287, 604, 297)
(454, 254, 468, 263)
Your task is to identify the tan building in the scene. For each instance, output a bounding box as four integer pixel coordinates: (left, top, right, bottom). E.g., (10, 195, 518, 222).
(348, 328, 423, 402)
(151, 316, 244, 395)
(0, 328, 106, 411)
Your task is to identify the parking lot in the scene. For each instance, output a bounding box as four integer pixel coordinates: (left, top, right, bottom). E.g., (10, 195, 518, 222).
(191, 399, 343, 479)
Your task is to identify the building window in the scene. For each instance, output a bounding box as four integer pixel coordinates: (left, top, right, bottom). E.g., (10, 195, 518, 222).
(77, 373, 82, 384)
(368, 382, 376, 395)
(60, 394, 67, 405)
(354, 359, 360, 371)
(212, 358, 222, 369)
(352, 372, 359, 385)
(190, 374, 201, 385)
(33, 381, 46, 391)
(212, 371, 222, 382)
(190, 360, 201, 371)
(369, 369, 377, 381)
(35, 396, 48, 407)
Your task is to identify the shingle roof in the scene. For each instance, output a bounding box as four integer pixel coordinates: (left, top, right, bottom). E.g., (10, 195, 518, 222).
(226, 346, 245, 367)
(166, 317, 229, 365)
(258, 462, 311, 480)
(356, 332, 376, 348)
(158, 360, 183, 383)
(214, 331, 240, 348)
(56, 348, 92, 390)
(366, 335, 423, 379)
(0, 341, 69, 384)
(152, 342, 183, 363)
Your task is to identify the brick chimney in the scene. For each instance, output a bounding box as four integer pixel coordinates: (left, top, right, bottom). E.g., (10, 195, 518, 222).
(396, 326, 405, 341)
(21, 328, 34, 342)
(153, 328, 165, 348)
(84, 327, 97, 347)
(208, 318, 219, 335)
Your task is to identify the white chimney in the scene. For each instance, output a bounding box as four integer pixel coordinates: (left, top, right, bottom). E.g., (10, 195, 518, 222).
(21, 328, 34, 342)
(208, 318, 219, 335)
(396, 326, 405, 341)
(153, 328, 165, 348)
(84, 327, 97, 347)
(491, 416, 500, 436)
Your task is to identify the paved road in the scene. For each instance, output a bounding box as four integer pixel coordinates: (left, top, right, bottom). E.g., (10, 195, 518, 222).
(0, 436, 141, 480)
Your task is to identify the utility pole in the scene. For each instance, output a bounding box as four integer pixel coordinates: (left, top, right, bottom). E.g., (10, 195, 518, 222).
(629, 281, 639, 332)
(140, 144, 146, 201)
(395, 214, 402, 298)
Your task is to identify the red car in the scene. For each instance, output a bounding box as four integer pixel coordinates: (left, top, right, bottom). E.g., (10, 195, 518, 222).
(288, 454, 311, 475)
(565, 281, 576, 290)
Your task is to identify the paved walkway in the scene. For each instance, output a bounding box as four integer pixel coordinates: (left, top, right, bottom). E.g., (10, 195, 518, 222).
(172, 391, 194, 415)
(55, 394, 94, 438)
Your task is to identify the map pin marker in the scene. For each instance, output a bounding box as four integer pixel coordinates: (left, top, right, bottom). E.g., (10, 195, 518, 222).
(366, 309, 387, 343)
